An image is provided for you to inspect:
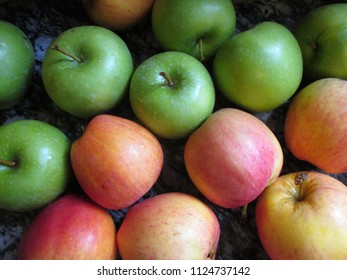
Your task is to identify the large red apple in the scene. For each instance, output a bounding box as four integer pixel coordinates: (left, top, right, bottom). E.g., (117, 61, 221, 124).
(82, 0, 155, 30)
(255, 171, 347, 259)
(117, 192, 220, 260)
(184, 108, 283, 209)
(17, 194, 117, 260)
(70, 114, 164, 210)
(284, 78, 347, 174)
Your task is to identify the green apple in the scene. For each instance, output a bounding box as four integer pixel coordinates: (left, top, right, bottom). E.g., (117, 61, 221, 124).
(0, 119, 71, 212)
(42, 25, 134, 118)
(213, 21, 303, 112)
(151, 0, 236, 61)
(0, 20, 35, 110)
(293, 3, 347, 81)
(129, 51, 215, 139)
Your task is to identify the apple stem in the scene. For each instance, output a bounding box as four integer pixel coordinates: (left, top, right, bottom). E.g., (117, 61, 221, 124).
(294, 173, 308, 201)
(0, 158, 16, 167)
(159, 72, 174, 88)
(198, 38, 205, 62)
(241, 203, 248, 219)
(50, 44, 83, 63)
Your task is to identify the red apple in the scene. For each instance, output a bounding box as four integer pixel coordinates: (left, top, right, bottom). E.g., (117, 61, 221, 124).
(255, 171, 347, 260)
(82, 0, 155, 30)
(184, 108, 283, 208)
(117, 192, 220, 260)
(17, 194, 117, 260)
(70, 114, 164, 210)
(284, 78, 347, 174)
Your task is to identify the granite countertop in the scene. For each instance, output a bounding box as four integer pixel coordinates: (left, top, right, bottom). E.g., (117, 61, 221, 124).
(0, 0, 344, 260)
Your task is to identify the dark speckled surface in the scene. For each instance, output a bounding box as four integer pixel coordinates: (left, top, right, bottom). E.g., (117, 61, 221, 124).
(0, 0, 345, 260)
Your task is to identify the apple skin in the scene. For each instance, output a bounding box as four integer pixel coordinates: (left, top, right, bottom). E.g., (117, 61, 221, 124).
(151, 0, 236, 61)
(42, 25, 133, 118)
(0, 20, 35, 110)
(284, 78, 347, 174)
(82, 0, 155, 30)
(213, 21, 303, 112)
(293, 3, 347, 81)
(256, 171, 347, 260)
(70, 114, 164, 210)
(17, 193, 117, 260)
(117, 192, 220, 260)
(129, 51, 215, 139)
(0, 119, 71, 212)
(184, 108, 283, 209)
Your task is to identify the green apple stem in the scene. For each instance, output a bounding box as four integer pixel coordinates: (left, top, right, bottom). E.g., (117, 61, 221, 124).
(0, 158, 16, 167)
(50, 44, 83, 63)
(294, 173, 308, 201)
(198, 38, 205, 62)
(159, 71, 174, 88)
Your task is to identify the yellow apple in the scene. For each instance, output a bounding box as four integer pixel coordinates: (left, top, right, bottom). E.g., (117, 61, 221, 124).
(256, 171, 347, 259)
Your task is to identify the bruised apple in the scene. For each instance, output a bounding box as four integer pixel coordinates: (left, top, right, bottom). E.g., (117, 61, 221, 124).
(17, 194, 117, 260)
(184, 108, 283, 208)
(117, 192, 220, 260)
(256, 171, 347, 259)
(70, 114, 164, 210)
(284, 78, 347, 174)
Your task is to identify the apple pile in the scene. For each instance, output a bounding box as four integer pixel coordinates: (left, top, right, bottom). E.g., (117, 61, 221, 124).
(1, 0, 347, 260)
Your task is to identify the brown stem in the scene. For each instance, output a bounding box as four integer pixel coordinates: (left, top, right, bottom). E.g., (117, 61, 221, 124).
(294, 173, 308, 201)
(198, 38, 205, 62)
(159, 71, 174, 88)
(0, 158, 16, 167)
(50, 44, 83, 63)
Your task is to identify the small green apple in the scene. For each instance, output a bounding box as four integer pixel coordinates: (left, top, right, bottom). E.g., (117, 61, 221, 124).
(129, 51, 215, 139)
(0, 119, 71, 212)
(42, 25, 134, 118)
(0, 20, 35, 110)
(213, 21, 303, 112)
(293, 3, 347, 81)
(151, 0, 236, 61)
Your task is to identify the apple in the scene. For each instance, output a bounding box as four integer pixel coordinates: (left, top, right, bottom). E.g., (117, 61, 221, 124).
(284, 78, 347, 174)
(213, 21, 303, 112)
(82, 0, 155, 30)
(70, 114, 164, 210)
(256, 171, 347, 260)
(151, 0, 236, 61)
(41, 25, 133, 118)
(293, 3, 347, 81)
(129, 51, 215, 139)
(117, 192, 220, 260)
(184, 108, 283, 209)
(17, 193, 117, 260)
(0, 20, 35, 110)
(0, 119, 71, 212)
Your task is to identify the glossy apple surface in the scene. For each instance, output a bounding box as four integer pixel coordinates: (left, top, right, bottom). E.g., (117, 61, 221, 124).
(0, 20, 35, 110)
(151, 0, 236, 61)
(256, 171, 347, 259)
(70, 114, 164, 210)
(184, 108, 283, 209)
(0, 119, 71, 212)
(284, 78, 347, 174)
(213, 21, 303, 112)
(129, 51, 215, 139)
(17, 193, 117, 260)
(42, 25, 133, 118)
(293, 3, 347, 81)
(117, 192, 220, 260)
(82, 0, 155, 30)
